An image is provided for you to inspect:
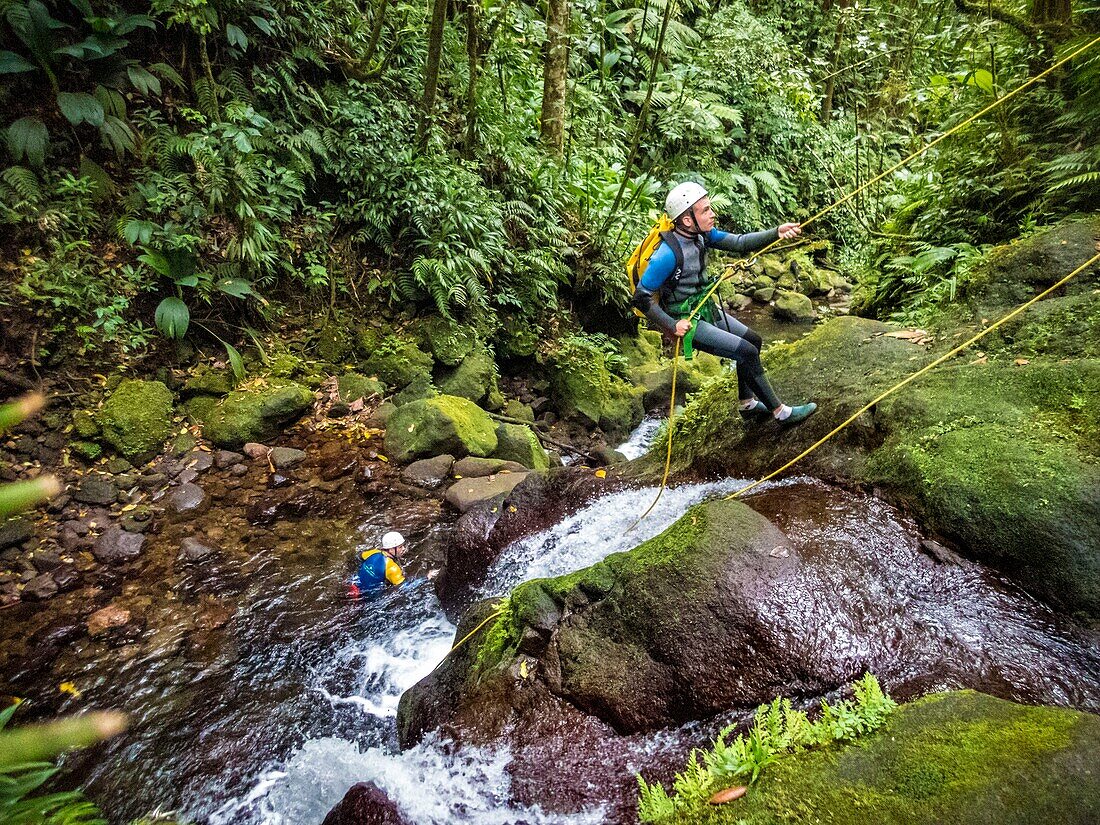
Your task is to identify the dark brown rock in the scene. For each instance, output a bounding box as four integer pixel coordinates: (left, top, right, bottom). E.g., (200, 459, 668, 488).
(22, 572, 58, 600)
(0, 517, 33, 549)
(180, 537, 220, 562)
(269, 447, 307, 469)
(320, 454, 359, 482)
(93, 528, 146, 563)
(165, 483, 209, 518)
(321, 782, 413, 825)
(73, 476, 117, 506)
(214, 449, 245, 468)
(401, 455, 454, 488)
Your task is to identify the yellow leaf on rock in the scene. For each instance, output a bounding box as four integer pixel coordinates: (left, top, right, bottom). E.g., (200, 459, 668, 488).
(378, 455, 388, 462)
(508, 505, 517, 513)
(594, 469, 606, 478)
(59, 682, 81, 698)
(519, 660, 528, 679)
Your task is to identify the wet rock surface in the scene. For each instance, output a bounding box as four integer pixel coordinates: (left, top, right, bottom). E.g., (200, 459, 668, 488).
(321, 782, 414, 825)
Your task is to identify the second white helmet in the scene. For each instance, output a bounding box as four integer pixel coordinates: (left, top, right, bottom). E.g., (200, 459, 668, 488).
(665, 181, 708, 221)
(381, 531, 405, 550)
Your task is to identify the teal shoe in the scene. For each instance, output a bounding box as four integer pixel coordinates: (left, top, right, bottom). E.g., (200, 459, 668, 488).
(781, 402, 817, 426)
(739, 399, 771, 423)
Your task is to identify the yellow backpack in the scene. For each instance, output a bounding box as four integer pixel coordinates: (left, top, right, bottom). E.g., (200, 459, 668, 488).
(626, 215, 684, 317)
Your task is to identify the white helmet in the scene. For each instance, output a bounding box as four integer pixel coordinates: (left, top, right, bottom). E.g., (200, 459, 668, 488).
(381, 531, 405, 550)
(665, 181, 708, 221)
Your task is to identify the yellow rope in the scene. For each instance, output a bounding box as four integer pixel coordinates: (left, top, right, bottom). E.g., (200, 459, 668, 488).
(627, 34, 1100, 527)
(626, 338, 680, 533)
(724, 249, 1100, 500)
(425, 599, 509, 676)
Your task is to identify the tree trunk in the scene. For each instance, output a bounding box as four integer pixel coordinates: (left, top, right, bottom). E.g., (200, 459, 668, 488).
(464, 0, 481, 157)
(363, 0, 391, 69)
(819, 0, 850, 123)
(1030, 0, 1071, 25)
(417, 0, 450, 150)
(540, 0, 570, 156)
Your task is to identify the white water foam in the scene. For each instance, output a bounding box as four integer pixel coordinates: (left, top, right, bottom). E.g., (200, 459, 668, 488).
(243, 734, 603, 825)
(482, 478, 758, 593)
(615, 415, 665, 460)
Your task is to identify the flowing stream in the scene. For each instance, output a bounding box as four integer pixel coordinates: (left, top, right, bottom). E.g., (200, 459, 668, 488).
(50, 419, 1100, 824)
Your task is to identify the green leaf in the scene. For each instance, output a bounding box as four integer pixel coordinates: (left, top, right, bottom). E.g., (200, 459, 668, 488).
(57, 92, 104, 127)
(0, 50, 37, 74)
(969, 69, 994, 95)
(138, 251, 171, 277)
(149, 62, 185, 90)
(226, 24, 248, 49)
(154, 297, 189, 339)
(174, 274, 199, 287)
(7, 117, 48, 168)
(249, 15, 273, 35)
(215, 277, 255, 298)
(78, 155, 115, 199)
(99, 114, 137, 157)
(127, 64, 161, 96)
(122, 218, 154, 245)
(225, 343, 245, 380)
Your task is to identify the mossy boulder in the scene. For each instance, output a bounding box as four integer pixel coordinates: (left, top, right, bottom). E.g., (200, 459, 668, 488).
(392, 374, 438, 406)
(200, 379, 314, 449)
(181, 367, 236, 398)
(437, 344, 497, 404)
(96, 380, 175, 463)
(71, 409, 99, 439)
(492, 423, 549, 470)
(599, 380, 644, 441)
(661, 690, 1100, 825)
(503, 400, 535, 424)
(421, 317, 478, 366)
(383, 395, 498, 462)
(499, 314, 540, 358)
(549, 338, 644, 432)
(315, 318, 356, 364)
(361, 335, 433, 390)
(773, 290, 816, 322)
(336, 372, 385, 404)
(660, 312, 1100, 617)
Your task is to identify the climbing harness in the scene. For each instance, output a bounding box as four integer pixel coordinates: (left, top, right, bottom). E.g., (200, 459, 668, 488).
(628, 33, 1100, 530)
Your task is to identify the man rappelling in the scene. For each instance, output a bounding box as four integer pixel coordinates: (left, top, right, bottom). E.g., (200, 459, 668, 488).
(630, 182, 817, 425)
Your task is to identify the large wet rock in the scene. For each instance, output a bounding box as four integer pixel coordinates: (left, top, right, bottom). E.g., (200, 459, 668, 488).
(704, 690, 1100, 825)
(549, 338, 642, 437)
(201, 380, 314, 449)
(661, 267, 1100, 617)
(444, 471, 530, 512)
(419, 317, 477, 367)
(96, 379, 175, 463)
(383, 395, 497, 463)
(361, 335, 433, 390)
(321, 781, 413, 825)
(403, 493, 1100, 757)
(93, 527, 146, 563)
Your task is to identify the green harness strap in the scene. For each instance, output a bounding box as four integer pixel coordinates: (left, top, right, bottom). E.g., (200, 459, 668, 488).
(669, 286, 718, 361)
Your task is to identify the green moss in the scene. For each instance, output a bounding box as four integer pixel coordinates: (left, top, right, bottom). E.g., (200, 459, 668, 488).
(70, 440, 102, 461)
(337, 372, 386, 404)
(383, 394, 498, 462)
(437, 344, 497, 404)
(96, 379, 175, 463)
(499, 314, 540, 358)
(393, 374, 438, 406)
(181, 367, 236, 398)
(202, 379, 314, 448)
(492, 422, 549, 469)
(268, 351, 305, 379)
(421, 317, 478, 366)
(599, 380, 644, 441)
(666, 691, 1100, 825)
(71, 409, 99, 439)
(503, 400, 535, 424)
(550, 340, 611, 424)
(362, 335, 434, 390)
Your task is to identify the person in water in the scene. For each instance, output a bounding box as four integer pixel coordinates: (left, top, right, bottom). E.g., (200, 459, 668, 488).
(631, 182, 817, 425)
(349, 530, 407, 598)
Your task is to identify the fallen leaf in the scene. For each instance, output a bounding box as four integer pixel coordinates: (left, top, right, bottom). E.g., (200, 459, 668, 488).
(59, 682, 81, 698)
(519, 660, 529, 679)
(969, 356, 988, 365)
(508, 505, 517, 513)
(709, 786, 747, 804)
(594, 469, 607, 478)
(1014, 358, 1030, 366)
(377, 455, 388, 462)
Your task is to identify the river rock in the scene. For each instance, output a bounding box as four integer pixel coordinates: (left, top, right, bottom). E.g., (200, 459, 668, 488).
(444, 472, 530, 513)
(383, 396, 498, 463)
(772, 289, 816, 322)
(73, 476, 118, 506)
(436, 343, 496, 405)
(96, 379, 175, 463)
(165, 483, 209, 518)
(201, 380, 314, 449)
(214, 450, 245, 468)
(243, 442, 271, 459)
(87, 604, 132, 637)
(401, 455, 455, 489)
(22, 572, 58, 600)
(180, 537, 219, 562)
(105, 457, 132, 474)
(247, 489, 333, 526)
(182, 450, 214, 473)
(53, 565, 80, 592)
(29, 545, 61, 571)
(452, 456, 527, 478)
(320, 454, 359, 481)
(492, 423, 549, 470)
(753, 287, 775, 303)
(321, 781, 413, 825)
(269, 447, 307, 469)
(93, 528, 145, 563)
(0, 518, 33, 549)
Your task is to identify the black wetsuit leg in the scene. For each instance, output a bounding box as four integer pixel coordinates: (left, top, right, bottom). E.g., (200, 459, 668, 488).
(690, 314, 782, 410)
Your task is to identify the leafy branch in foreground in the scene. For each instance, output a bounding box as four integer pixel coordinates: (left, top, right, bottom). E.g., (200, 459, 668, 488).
(637, 673, 897, 823)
